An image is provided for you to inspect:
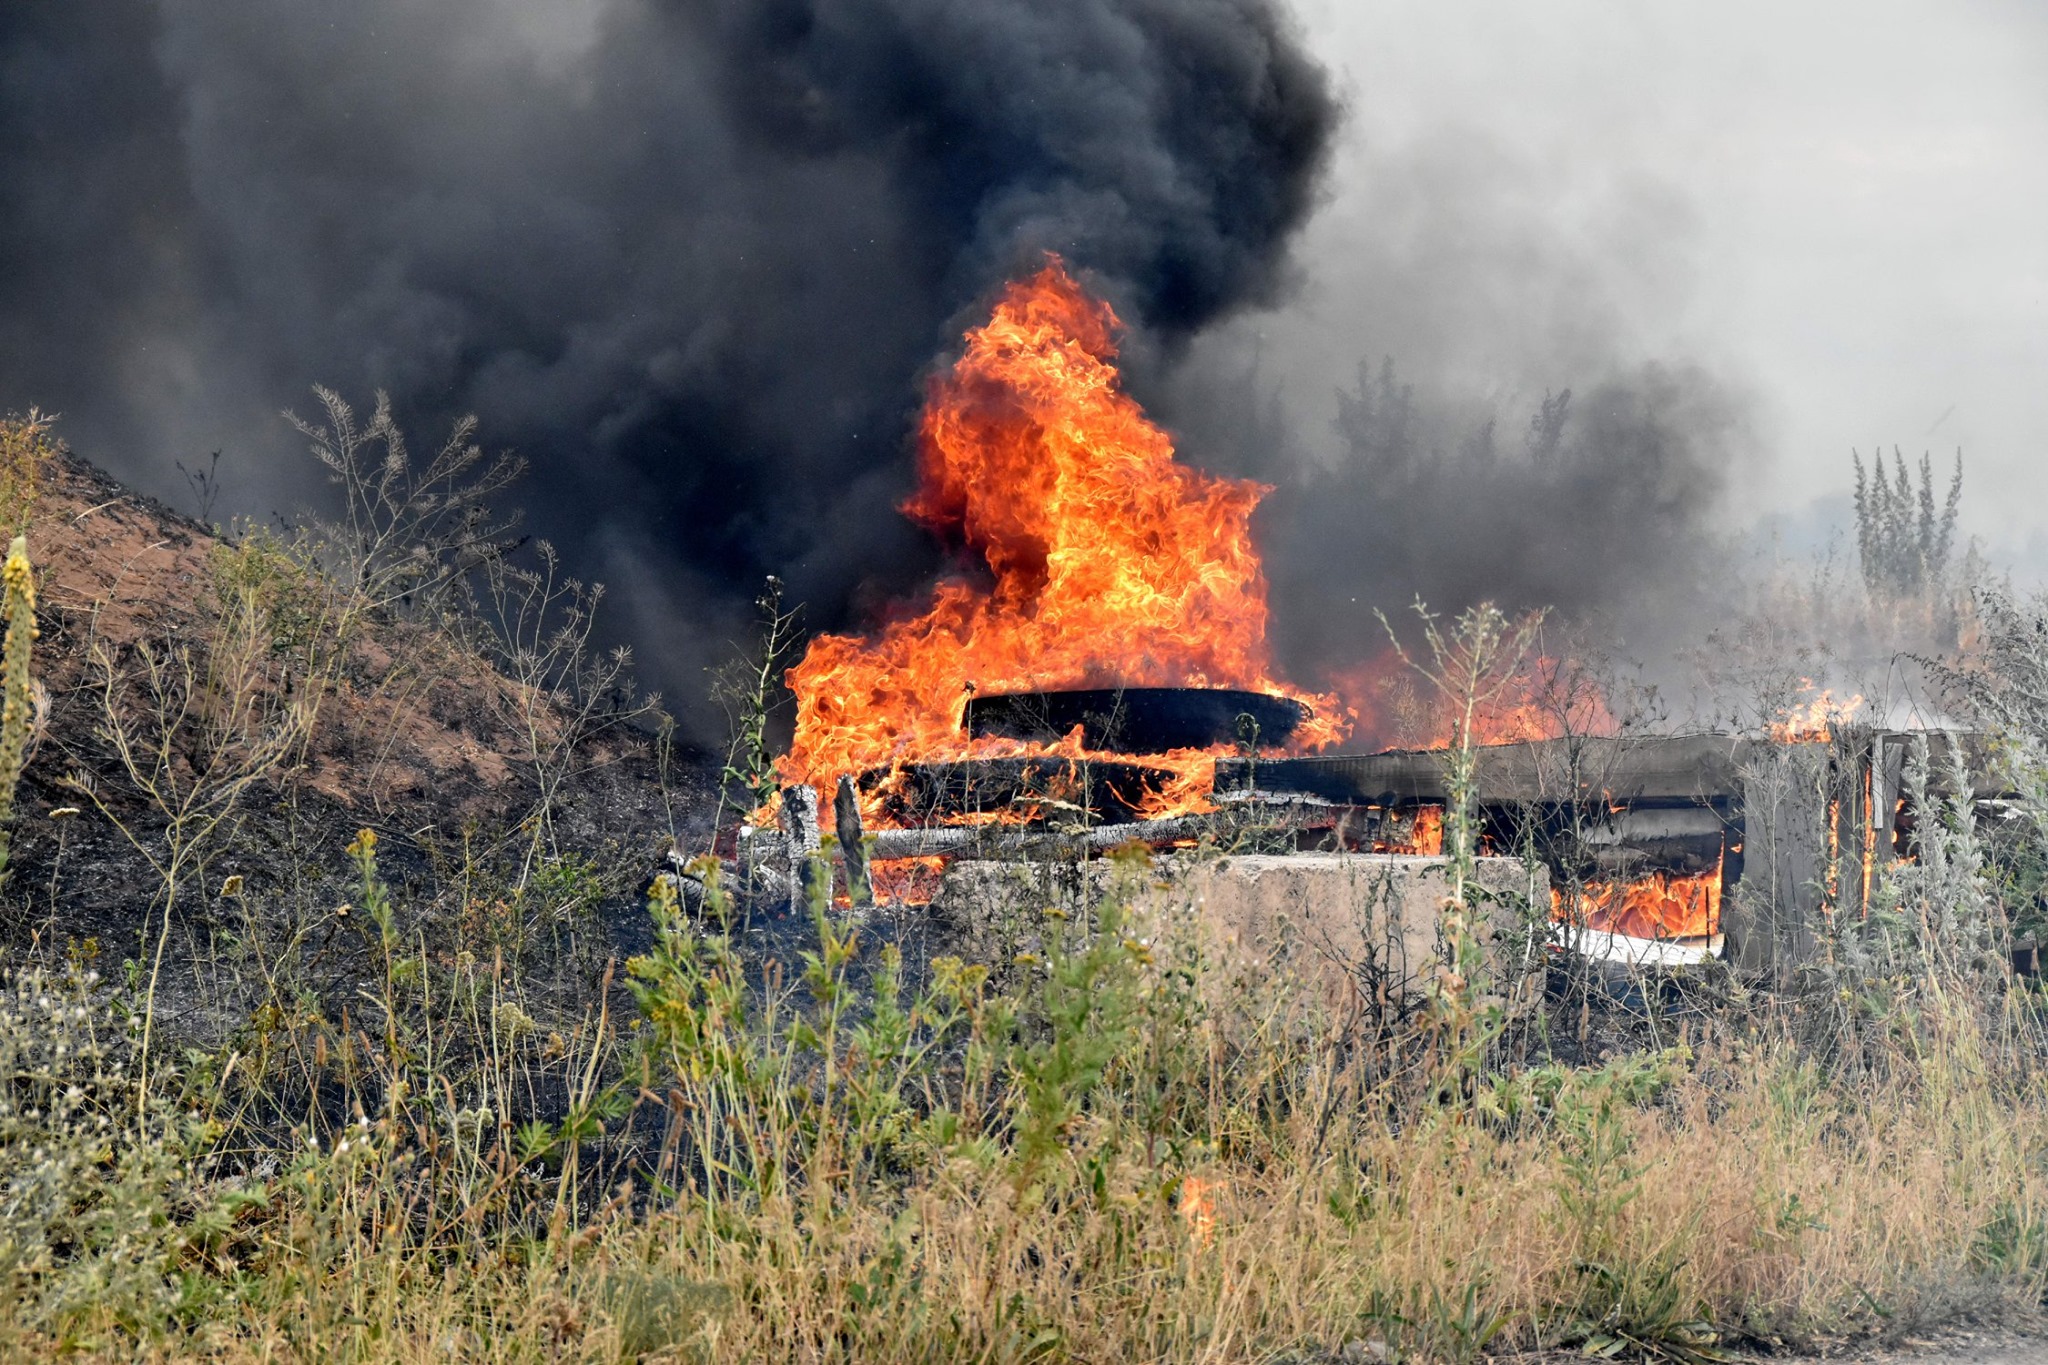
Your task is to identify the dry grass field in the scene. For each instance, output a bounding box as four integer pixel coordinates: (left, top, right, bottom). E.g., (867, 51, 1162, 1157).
(2, 409, 2048, 1362)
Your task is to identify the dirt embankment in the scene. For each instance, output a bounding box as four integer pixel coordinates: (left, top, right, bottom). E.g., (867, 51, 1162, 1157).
(2, 446, 714, 985)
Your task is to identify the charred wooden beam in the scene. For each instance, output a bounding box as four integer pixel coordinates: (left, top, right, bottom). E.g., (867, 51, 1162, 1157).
(1218, 734, 1755, 807)
(863, 755, 1189, 826)
(1871, 730, 1906, 866)
(868, 811, 1266, 861)
(964, 686, 1307, 753)
(835, 775, 872, 907)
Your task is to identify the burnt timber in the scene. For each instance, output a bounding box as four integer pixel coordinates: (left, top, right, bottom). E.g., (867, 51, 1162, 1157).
(780, 728, 2005, 989)
(966, 686, 1309, 753)
(1216, 734, 1752, 807)
(1219, 729, 2007, 984)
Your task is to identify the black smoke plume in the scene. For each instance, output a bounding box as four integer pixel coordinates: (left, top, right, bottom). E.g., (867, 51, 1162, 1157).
(0, 0, 1336, 733)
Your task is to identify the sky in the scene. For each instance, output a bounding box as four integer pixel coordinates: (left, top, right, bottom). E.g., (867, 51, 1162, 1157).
(1270, 0, 2048, 554)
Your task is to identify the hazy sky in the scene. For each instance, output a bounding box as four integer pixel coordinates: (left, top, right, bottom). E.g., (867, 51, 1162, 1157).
(1268, 0, 2048, 547)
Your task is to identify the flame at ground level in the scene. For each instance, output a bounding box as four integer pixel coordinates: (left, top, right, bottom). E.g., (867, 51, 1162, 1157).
(1553, 870, 1722, 941)
(1372, 806, 1443, 855)
(872, 856, 945, 906)
(779, 259, 1343, 824)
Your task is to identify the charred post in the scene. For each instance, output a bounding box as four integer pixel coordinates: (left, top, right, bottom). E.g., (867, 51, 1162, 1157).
(779, 783, 822, 912)
(835, 775, 872, 907)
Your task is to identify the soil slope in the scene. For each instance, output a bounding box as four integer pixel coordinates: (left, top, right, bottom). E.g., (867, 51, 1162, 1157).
(2, 447, 713, 1028)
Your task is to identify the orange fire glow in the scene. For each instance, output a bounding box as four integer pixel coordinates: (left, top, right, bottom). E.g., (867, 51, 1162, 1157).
(1372, 806, 1444, 855)
(780, 260, 1343, 822)
(1180, 1175, 1221, 1249)
(1553, 869, 1722, 941)
(1768, 682, 1865, 744)
(871, 857, 945, 906)
(1329, 650, 1617, 752)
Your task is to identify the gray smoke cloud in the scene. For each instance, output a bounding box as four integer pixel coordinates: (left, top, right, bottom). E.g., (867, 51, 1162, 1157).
(0, 0, 1335, 734)
(1270, 362, 1746, 677)
(1137, 116, 1759, 731)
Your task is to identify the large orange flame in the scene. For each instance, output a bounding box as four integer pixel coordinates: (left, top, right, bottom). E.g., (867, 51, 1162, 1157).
(781, 260, 1343, 820)
(1553, 869, 1722, 941)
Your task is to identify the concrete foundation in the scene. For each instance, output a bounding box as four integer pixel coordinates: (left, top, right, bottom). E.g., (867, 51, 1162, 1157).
(935, 852, 1548, 1022)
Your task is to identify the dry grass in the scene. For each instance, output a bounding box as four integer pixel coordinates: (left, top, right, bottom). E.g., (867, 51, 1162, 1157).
(0, 412, 2043, 1361)
(2, 855, 2046, 1363)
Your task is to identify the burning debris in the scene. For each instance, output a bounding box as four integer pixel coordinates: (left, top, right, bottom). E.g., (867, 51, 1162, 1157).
(1555, 870, 1722, 942)
(670, 264, 1998, 995)
(778, 259, 1344, 830)
(1767, 683, 1866, 744)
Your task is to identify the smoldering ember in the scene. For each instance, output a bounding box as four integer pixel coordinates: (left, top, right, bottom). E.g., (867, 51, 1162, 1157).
(3, 5, 2048, 1362)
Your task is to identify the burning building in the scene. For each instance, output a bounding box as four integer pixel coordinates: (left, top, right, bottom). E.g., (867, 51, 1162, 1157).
(728, 261, 1979, 991)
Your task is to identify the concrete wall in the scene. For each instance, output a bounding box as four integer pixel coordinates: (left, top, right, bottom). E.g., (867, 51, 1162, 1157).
(936, 852, 1549, 1024)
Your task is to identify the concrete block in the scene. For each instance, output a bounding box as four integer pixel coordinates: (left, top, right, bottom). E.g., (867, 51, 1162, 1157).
(935, 852, 1548, 1023)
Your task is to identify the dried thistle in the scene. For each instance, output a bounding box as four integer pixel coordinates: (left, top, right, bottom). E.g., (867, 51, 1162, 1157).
(0, 411, 56, 532)
(0, 535, 38, 872)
